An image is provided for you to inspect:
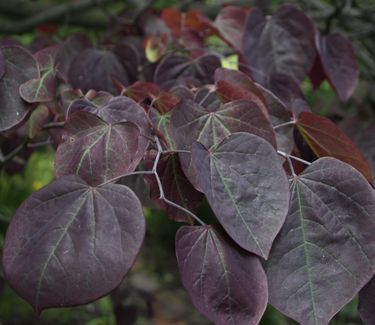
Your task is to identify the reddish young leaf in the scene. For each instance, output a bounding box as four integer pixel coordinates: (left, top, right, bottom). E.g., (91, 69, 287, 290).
(243, 5, 316, 84)
(267, 157, 375, 325)
(359, 276, 375, 325)
(2, 175, 145, 312)
(55, 112, 141, 186)
(316, 33, 359, 102)
(124, 81, 161, 104)
(161, 8, 182, 37)
(214, 6, 250, 52)
(176, 225, 268, 324)
(191, 133, 290, 258)
(0, 46, 39, 132)
(297, 112, 373, 182)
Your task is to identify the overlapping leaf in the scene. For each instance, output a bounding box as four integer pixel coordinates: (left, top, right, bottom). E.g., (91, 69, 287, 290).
(267, 157, 375, 325)
(191, 132, 289, 258)
(0, 46, 39, 131)
(359, 276, 375, 325)
(55, 112, 140, 186)
(176, 225, 268, 324)
(297, 112, 373, 182)
(242, 5, 315, 84)
(2, 175, 145, 312)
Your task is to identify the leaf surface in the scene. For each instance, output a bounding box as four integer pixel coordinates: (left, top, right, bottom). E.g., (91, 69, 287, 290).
(191, 132, 289, 258)
(2, 175, 145, 312)
(176, 225, 268, 324)
(359, 276, 375, 325)
(267, 157, 375, 325)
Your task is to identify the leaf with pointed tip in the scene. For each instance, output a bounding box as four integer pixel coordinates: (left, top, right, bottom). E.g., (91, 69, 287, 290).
(214, 6, 250, 52)
(191, 132, 289, 258)
(144, 152, 203, 223)
(176, 225, 268, 324)
(171, 98, 276, 190)
(297, 112, 373, 182)
(0, 46, 39, 131)
(316, 33, 358, 102)
(55, 111, 141, 186)
(2, 175, 145, 313)
(267, 157, 375, 325)
(242, 5, 315, 84)
(359, 276, 375, 325)
(68, 48, 129, 94)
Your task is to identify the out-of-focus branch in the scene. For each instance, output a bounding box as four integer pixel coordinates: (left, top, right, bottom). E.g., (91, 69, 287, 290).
(0, 0, 117, 34)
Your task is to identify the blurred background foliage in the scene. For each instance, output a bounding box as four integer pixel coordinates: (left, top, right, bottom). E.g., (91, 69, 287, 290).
(0, 0, 374, 324)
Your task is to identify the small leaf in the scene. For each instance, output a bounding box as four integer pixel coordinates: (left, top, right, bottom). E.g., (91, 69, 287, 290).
(27, 105, 50, 139)
(0, 45, 39, 131)
(20, 69, 56, 103)
(191, 132, 290, 258)
(243, 5, 316, 84)
(359, 276, 375, 325)
(2, 174, 145, 312)
(176, 225, 268, 325)
(55, 112, 141, 186)
(267, 157, 375, 325)
(297, 112, 373, 182)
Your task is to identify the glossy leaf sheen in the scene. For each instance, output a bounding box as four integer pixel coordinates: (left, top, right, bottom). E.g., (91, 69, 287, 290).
(55, 112, 140, 186)
(243, 5, 315, 84)
(2, 175, 145, 312)
(297, 112, 372, 182)
(176, 225, 268, 324)
(0, 46, 39, 131)
(267, 157, 375, 325)
(191, 132, 290, 258)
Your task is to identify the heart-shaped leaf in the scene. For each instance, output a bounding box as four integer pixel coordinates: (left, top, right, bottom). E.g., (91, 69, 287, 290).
(0, 45, 39, 131)
(191, 132, 290, 258)
(297, 112, 373, 182)
(2, 174, 145, 312)
(359, 276, 375, 325)
(267, 157, 375, 325)
(242, 5, 315, 84)
(55, 111, 141, 186)
(176, 225, 268, 324)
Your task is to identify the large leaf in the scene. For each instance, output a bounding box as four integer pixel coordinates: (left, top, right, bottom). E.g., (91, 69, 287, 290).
(2, 174, 145, 312)
(55, 112, 141, 186)
(297, 112, 373, 182)
(315, 33, 358, 102)
(68, 48, 129, 94)
(176, 225, 268, 324)
(242, 5, 315, 84)
(0, 46, 39, 131)
(191, 132, 289, 258)
(359, 276, 375, 325)
(267, 157, 375, 325)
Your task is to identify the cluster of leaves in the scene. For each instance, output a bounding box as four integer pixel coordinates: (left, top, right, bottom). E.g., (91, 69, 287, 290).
(1, 3, 375, 325)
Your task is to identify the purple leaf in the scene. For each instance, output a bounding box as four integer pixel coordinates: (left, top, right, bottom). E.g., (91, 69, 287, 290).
(19, 69, 56, 103)
(267, 157, 375, 325)
(191, 132, 290, 258)
(68, 48, 129, 94)
(0, 45, 39, 132)
(171, 98, 276, 190)
(2, 174, 145, 312)
(359, 276, 375, 325)
(176, 225, 268, 324)
(243, 5, 316, 84)
(316, 33, 359, 102)
(0, 50, 5, 79)
(55, 112, 141, 186)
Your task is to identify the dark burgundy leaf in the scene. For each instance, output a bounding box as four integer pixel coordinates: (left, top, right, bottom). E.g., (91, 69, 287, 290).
(359, 276, 375, 325)
(267, 157, 375, 325)
(19, 69, 56, 103)
(55, 111, 141, 186)
(191, 132, 290, 258)
(214, 6, 250, 52)
(171, 98, 276, 190)
(316, 33, 359, 102)
(297, 112, 373, 182)
(113, 42, 140, 83)
(0, 46, 39, 132)
(0, 51, 5, 79)
(243, 5, 316, 84)
(27, 105, 50, 139)
(68, 48, 129, 94)
(145, 153, 203, 223)
(154, 54, 221, 89)
(124, 81, 161, 104)
(2, 175, 145, 312)
(176, 225, 268, 324)
(309, 54, 326, 89)
(149, 108, 175, 149)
